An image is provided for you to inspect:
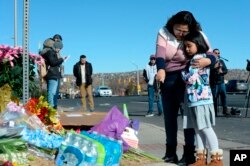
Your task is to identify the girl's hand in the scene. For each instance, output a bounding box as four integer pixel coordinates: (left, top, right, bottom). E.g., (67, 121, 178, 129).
(156, 69, 165, 83)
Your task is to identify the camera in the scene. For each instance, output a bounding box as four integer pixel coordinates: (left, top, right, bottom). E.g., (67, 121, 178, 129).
(247, 59, 250, 71)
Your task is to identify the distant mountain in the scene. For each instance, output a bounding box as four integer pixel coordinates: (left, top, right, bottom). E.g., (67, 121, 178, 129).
(92, 69, 249, 95)
(60, 69, 249, 96)
(93, 69, 250, 82)
(225, 69, 249, 81)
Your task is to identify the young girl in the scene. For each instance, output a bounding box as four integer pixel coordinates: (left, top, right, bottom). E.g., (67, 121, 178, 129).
(182, 31, 223, 166)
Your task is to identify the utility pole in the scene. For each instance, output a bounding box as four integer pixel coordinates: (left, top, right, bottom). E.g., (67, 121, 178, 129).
(14, 0, 18, 46)
(131, 61, 140, 95)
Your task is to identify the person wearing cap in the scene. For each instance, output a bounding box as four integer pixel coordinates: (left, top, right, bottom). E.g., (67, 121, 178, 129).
(73, 55, 95, 112)
(143, 54, 163, 117)
(52, 34, 63, 42)
(52, 34, 66, 77)
(42, 40, 67, 109)
(39, 34, 63, 56)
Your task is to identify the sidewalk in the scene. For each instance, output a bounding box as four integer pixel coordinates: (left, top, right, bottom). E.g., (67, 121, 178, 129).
(138, 122, 250, 166)
(58, 106, 250, 165)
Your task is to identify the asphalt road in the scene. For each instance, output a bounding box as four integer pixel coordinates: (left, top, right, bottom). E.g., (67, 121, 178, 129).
(58, 94, 250, 145)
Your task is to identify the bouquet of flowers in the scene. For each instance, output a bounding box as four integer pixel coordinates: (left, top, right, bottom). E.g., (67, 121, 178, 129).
(24, 96, 64, 134)
(0, 44, 43, 98)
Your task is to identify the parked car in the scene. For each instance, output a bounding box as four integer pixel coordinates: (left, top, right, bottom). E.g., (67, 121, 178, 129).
(225, 79, 249, 92)
(93, 86, 112, 97)
(58, 92, 70, 99)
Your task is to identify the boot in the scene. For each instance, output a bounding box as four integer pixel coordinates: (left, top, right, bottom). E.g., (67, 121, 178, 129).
(162, 144, 167, 160)
(208, 149, 223, 166)
(179, 145, 196, 165)
(162, 145, 178, 164)
(188, 149, 207, 166)
(222, 107, 230, 116)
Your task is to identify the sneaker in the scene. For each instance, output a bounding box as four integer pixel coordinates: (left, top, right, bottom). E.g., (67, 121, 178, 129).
(89, 109, 94, 112)
(158, 112, 162, 116)
(145, 113, 154, 117)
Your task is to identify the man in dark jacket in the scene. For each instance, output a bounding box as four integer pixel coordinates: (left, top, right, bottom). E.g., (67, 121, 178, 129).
(73, 55, 94, 112)
(210, 48, 230, 116)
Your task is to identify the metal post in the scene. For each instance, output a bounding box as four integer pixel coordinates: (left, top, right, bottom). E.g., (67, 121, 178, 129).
(136, 68, 140, 95)
(22, 0, 29, 103)
(14, 0, 18, 46)
(131, 61, 140, 95)
(244, 72, 250, 117)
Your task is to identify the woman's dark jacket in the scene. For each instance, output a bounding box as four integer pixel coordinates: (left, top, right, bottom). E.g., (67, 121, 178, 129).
(73, 61, 93, 87)
(42, 49, 64, 80)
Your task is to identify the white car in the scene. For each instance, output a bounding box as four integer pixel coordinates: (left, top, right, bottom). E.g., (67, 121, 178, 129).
(93, 86, 112, 97)
(226, 80, 249, 93)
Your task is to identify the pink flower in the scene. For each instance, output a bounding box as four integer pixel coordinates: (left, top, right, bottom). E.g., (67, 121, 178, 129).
(76, 129, 81, 134)
(6, 101, 22, 112)
(0, 44, 40, 65)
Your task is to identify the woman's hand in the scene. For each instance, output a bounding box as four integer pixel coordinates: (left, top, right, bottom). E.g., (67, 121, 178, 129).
(191, 58, 211, 68)
(156, 69, 165, 83)
(63, 56, 70, 62)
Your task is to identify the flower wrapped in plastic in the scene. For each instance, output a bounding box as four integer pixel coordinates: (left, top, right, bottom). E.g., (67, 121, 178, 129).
(24, 96, 64, 134)
(0, 84, 12, 113)
(0, 44, 43, 98)
(0, 101, 27, 127)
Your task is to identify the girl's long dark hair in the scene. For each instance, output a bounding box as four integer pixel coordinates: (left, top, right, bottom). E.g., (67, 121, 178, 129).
(184, 31, 209, 54)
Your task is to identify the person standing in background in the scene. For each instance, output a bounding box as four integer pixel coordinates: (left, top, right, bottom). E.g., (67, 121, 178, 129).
(40, 34, 65, 107)
(143, 54, 163, 117)
(155, 11, 215, 165)
(210, 48, 230, 116)
(51, 34, 65, 100)
(42, 40, 67, 109)
(73, 55, 95, 112)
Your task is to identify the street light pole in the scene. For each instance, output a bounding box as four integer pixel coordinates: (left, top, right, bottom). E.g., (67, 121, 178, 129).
(131, 61, 140, 95)
(14, 0, 18, 47)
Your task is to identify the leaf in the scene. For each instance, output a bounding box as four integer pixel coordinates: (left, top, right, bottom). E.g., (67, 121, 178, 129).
(127, 148, 162, 161)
